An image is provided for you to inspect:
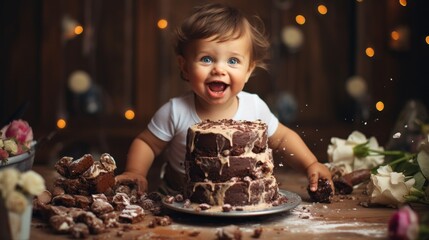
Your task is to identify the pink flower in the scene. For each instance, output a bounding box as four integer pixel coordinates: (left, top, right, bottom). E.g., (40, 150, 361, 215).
(388, 206, 419, 240)
(1, 120, 33, 146)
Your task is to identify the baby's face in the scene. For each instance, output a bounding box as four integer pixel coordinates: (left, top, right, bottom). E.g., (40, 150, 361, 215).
(178, 34, 255, 107)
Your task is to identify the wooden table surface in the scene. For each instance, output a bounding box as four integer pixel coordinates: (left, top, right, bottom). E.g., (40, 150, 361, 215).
(29, 165, 420, 240)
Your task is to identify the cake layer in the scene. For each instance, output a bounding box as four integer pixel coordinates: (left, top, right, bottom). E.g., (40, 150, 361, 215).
(186, 119, 268, 157)
(185, 149, 274, 182)
(184, 176, 279, 206)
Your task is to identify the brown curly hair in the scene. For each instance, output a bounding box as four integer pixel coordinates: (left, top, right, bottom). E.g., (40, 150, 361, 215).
(173, 3, 270, 71)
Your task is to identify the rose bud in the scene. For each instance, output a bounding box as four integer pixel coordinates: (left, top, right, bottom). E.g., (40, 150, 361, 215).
(388, 206, 419, 240)
(1, 120, 33, 145)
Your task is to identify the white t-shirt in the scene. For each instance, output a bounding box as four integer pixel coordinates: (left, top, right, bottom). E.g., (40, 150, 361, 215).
(147, 91, 279, 174)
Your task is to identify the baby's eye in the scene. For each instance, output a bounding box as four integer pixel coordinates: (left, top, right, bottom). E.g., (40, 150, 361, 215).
(200, 56, 213, 63)
(228, 57, 239, 65)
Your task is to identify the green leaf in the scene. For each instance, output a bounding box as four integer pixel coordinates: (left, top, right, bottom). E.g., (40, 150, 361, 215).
(417, 150, 429, 180)
(413, 171, 427, 190)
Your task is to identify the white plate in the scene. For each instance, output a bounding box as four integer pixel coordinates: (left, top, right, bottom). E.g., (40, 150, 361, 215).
(162, 189, 301, 217)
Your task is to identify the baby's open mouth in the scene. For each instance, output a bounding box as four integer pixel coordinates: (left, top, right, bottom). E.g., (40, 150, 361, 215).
(207, 81, 229, 92)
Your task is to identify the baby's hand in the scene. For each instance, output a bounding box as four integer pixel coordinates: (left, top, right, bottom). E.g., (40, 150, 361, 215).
(115, 171, 148, 195)
(306, 162, 334, 192)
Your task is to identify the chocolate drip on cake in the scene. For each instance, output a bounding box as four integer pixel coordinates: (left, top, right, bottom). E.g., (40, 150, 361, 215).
(184, 119, 280, 206)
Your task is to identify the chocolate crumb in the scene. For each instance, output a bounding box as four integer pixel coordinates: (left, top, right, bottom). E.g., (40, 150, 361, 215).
(199, 203, 211, 210)
(252, 227, 263, 238)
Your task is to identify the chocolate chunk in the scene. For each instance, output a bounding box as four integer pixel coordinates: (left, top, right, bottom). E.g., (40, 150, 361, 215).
(76, 212, 105, 234)
(154, 216, 172, 226)
(49, 215, 74, 233)
(307, 178, 333, 203)
(174, 194, 184, 202)
(216, 225, 242, 240)
(74, 195, 92, 210)
(112, 192, 131, 211)
(52, 194, 76, 207)
(119, 205, 145, 224)
(252, 227, 263, 238)
(100, 211, 119, 228)
(199, 203, 211, 210)
(54, 156, 72, 177)
(36, 190, 52, 204)
(164, 196, 175, 204)
(222, 204, 232, 212)
(70, 223, 90, 239)
(51, 186, 65, 196)
(69, 154, 94, 177)
(91, 199, 114, 216)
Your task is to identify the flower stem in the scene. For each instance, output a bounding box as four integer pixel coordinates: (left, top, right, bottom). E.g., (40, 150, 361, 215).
(387, 153, 417, 166)
(368, 149, 407, 156)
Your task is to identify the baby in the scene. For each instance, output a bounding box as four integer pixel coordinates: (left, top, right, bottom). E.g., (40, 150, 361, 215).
(116, 3, 333, 195)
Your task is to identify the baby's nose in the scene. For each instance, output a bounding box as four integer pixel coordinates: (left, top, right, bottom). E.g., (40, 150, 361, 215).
(211, 65, 226, 75)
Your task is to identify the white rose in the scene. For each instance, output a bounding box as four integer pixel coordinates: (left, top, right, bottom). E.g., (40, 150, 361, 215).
(0, 168, 20, 198)
(327, 131, 384, 174)
(366, 165, 415, 207)
(5, 190, 28, 214)
(19, 170, 46, 196)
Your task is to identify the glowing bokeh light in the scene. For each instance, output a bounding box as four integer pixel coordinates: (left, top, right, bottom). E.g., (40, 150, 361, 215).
(57, 118, 67, 129)
(399, 0, 407, 7)
(391, 31, 400, 41)
(317, 5, 328, 15)
(124, 109, 135, 120)
(295, 15, 306, 25)
(376, 101, 384, 111)
(74, 25, 83, 35)
(365, 47, 375, 57)
(425, 36, 429, 45)
(157, 19, 168, 29)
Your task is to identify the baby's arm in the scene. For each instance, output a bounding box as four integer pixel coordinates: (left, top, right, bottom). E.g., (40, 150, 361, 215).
(268, 123, 333, 192)
(115, 129, 167, 193)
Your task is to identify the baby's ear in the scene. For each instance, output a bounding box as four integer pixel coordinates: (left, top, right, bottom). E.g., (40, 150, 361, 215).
(245, 62, 256, 82)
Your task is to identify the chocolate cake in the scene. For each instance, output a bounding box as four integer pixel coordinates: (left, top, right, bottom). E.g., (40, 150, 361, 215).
(184, 119, 280, 206)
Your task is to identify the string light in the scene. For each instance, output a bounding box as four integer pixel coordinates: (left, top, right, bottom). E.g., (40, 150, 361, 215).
(295, 15, 306, 25)
(74, 25, 83, 35)
(399, 0, 407, 7)
(376, 101, 384, 111)
(425, 36, 429, 45)
(157, 19, 168, 29)
(391, 31, 400, 41)
(124, 109, 135, 120)
(365, 47, 375, 57)
(57, 118, 67, 129)
(317, 5, 328, 15)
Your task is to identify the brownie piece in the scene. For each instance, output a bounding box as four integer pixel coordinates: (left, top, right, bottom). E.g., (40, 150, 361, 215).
(99, 153, 117, 172)
(99, 211, 119, 228)
(76, 212, 105, 234)
(68, 154, 94, 177)
(52, 194, 76, 207)
(70, 223, 90, 239)
(112, 192, 131, 211)
(119, 205, 145, 224)
(307, 178, 333, 203)
(86, 171, 116, 194)
(74, 195, 92, 210)
(49, 215, 74, 233)
(54, 156, 73, 177)
(91, 199, 114, 216)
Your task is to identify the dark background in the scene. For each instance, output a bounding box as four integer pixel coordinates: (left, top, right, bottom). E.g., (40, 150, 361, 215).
(1, 0, 429, 174)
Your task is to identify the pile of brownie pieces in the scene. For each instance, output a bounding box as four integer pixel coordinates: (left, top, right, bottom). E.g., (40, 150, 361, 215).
(32, 153, 172, 239)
